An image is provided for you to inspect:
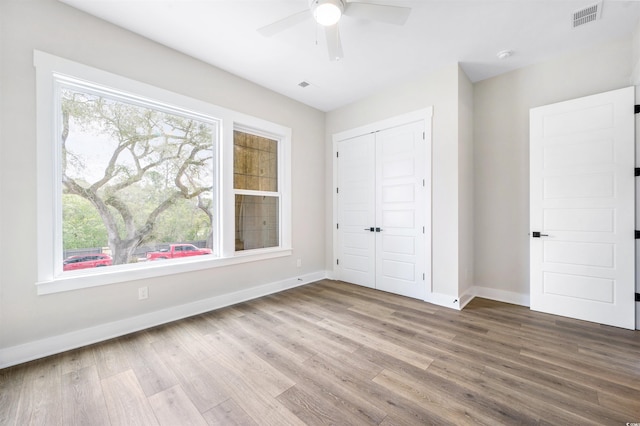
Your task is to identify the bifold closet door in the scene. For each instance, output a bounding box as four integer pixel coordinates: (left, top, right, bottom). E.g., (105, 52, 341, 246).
(337, 121, 426, 299)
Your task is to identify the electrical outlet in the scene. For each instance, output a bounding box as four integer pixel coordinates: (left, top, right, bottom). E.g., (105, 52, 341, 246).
(138, 286, 148, 300)
(296, 258, 302, 268)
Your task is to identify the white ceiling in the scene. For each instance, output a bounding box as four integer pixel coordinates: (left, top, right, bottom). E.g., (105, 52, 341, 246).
(59, 0, 640, 112)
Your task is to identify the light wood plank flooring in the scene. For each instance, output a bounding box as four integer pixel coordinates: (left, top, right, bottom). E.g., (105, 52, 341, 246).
(1, 279, 639, 425)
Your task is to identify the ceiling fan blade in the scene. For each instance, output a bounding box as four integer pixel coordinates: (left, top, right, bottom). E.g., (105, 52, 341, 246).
(257, 10, 310, 37)
(325, 24, 344, 61)
(343, 2, 411, 25)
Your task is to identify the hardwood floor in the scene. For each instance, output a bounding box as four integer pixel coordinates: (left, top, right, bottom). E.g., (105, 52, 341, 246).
(2, 279, 639, 425)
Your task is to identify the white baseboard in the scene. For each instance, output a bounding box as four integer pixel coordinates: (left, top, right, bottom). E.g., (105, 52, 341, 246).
(424, 291, 462, 310)
(423, 285, 529, 312)
(458, 289, 476, 309)
(465, 285, 530, 307)
(1, 276, 534, 368)
(0, 271, 328, 369)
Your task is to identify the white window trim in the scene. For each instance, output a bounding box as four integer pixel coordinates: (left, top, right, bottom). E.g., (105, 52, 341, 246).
(233, 125, 285, 253)
(34, 50, 292, 295)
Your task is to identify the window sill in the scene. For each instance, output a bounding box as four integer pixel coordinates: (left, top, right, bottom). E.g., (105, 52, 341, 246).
(36, 248, 292, 295)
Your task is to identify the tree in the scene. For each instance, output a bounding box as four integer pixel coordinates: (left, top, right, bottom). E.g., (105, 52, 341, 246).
(62, 194, 108, 249)
(61, 88, 214, 264)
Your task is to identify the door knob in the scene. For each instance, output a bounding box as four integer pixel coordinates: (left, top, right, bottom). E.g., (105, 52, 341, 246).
(364, 227, 374, 232)
(532, 231, 549, 238)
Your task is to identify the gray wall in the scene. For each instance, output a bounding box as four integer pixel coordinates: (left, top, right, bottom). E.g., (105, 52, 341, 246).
(326, 64, 473, 302)
(326, 35, 635, 306)
(458, 67, 474, 300)
(0, 0, 326, 353)
(1, 0, 638, 363)
(473, 36, 634, 301)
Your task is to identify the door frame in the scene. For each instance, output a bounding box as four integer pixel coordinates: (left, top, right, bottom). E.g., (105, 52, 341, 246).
(331, 107, 433, 299)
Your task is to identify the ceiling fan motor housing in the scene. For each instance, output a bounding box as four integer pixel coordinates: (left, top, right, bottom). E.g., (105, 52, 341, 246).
(311, 0, 345, 26)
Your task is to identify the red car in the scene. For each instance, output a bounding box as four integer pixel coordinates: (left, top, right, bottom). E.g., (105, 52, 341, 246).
(146, 243, 212, 261)
(63, 253, 113, 271)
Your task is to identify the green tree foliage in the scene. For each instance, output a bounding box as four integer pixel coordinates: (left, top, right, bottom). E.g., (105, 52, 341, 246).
(61, 88, 214, 264)
(63, 194, 108, 249)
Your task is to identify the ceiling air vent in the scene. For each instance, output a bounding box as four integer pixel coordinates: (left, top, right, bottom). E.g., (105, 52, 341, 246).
(572, 2, 602, 28)
(298, 81, 311, 88)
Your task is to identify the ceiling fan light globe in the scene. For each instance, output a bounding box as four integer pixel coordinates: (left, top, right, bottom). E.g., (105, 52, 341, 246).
(313, 0, 343, 26)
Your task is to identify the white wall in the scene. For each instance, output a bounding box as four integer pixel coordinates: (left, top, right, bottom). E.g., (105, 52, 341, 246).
(0, 0, 326, 365)
(326, 64, 470, 305)
(631, 21, 640, 85)
(326, 34, 635, 309)
(3, 1, 638, 366)
(473, 36, 634, 304)
(457, 67, 474, 302)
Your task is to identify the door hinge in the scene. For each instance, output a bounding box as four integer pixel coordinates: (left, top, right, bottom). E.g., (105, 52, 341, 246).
(336, 223, 339, 230)
(635, 105, 640, 114)
(422, 273, 425, 280)
(422, 226, 425, 234)
(422, 131, 425, 140)
(336, 151, 339, 158)
(636, 292, 640, 302)
(336, 259, 339, 265)
(422, 179, 425, 187)
(336, 187, 339, 194)
(635, 230, 640, 239)
(635, 167, 640, 177)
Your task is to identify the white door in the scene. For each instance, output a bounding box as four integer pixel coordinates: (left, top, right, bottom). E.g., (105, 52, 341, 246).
(337, 120, 426, 299)
(336, 133, 376, 288)
(375, 122, 426, 299)
(530, 86, 635, 330)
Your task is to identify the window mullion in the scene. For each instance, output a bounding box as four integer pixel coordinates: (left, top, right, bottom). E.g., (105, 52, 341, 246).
(234, 189, 280, 197)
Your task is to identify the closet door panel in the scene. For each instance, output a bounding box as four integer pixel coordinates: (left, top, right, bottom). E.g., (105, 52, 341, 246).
(375, 121, 426, 299)
(337, 133, 376, 288)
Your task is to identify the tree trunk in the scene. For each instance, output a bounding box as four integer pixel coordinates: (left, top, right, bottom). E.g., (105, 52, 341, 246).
(110, 238, 141, 265)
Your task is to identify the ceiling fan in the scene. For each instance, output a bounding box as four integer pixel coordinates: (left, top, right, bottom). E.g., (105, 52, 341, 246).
(257, 0, 412, 61)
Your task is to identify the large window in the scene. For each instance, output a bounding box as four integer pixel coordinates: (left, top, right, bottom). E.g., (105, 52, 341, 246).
(34, 51, 291, 294)
(60, 83, 216, 268)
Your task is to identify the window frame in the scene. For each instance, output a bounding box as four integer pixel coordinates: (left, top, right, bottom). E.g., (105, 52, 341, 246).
(55, 75, 222, 269)
(34, 50, 292, 295)
(233, 126, 283, 252)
